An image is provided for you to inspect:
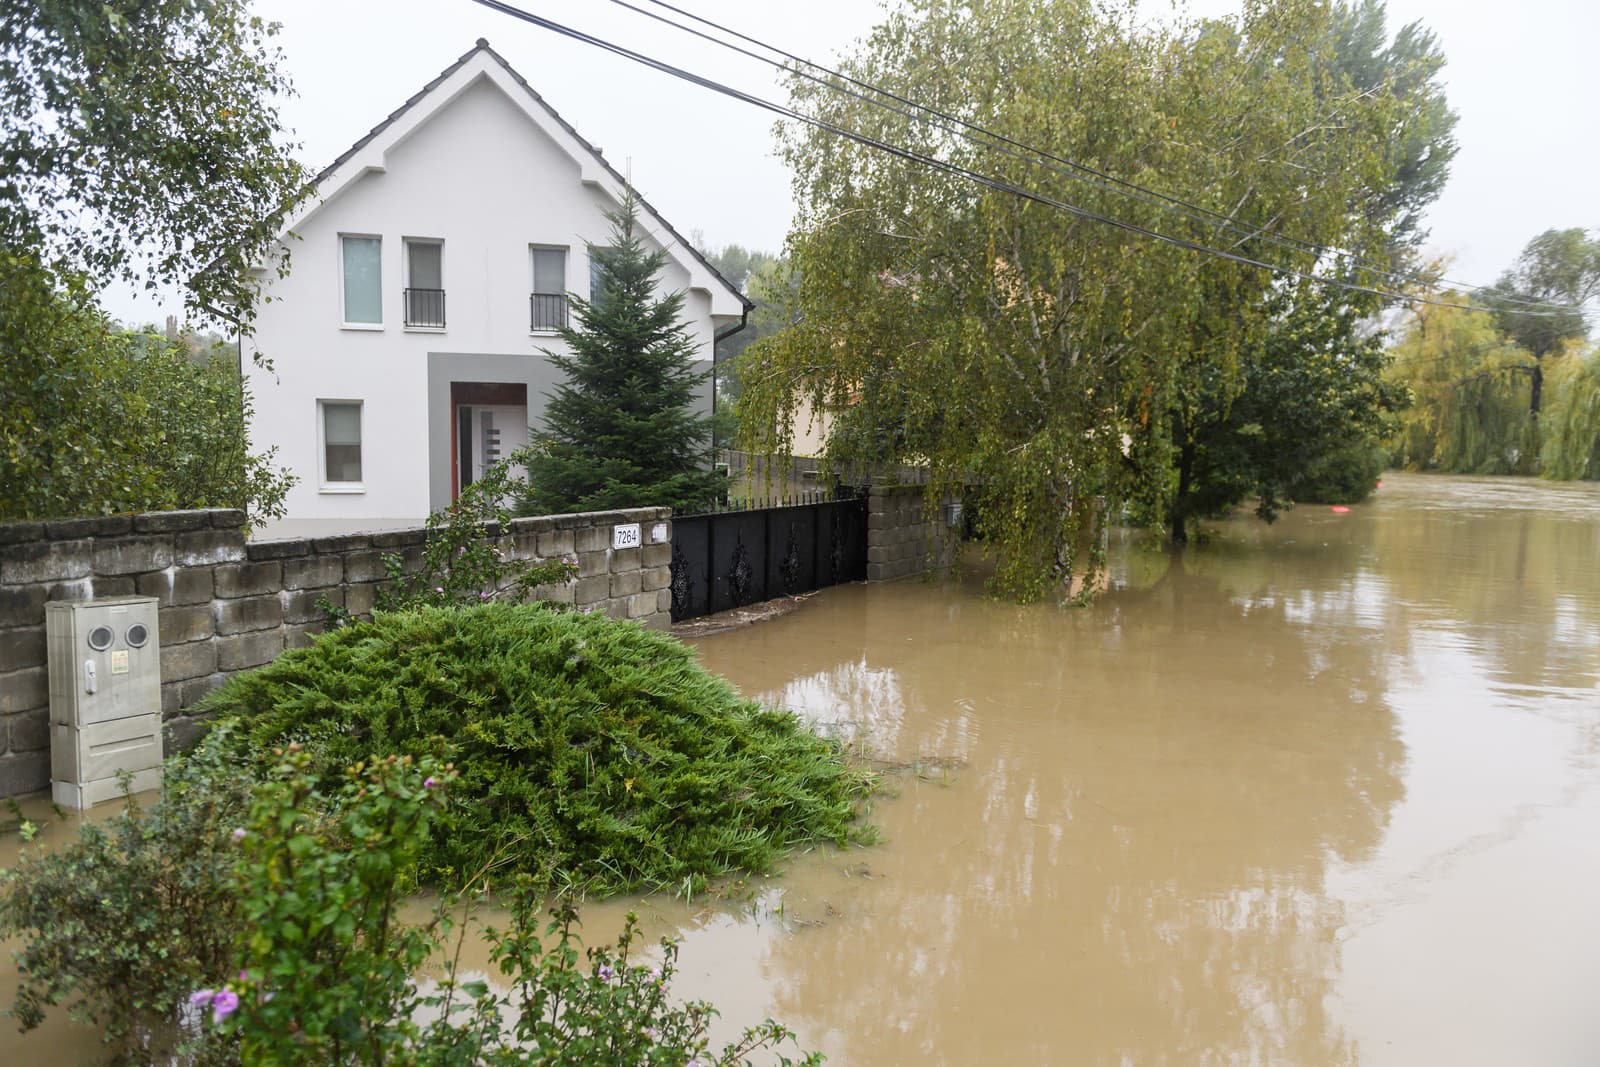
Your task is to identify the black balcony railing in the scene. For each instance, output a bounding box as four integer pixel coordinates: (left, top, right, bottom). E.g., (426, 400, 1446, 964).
(530, 292, 568, 332)
(404, 287, 446, 328)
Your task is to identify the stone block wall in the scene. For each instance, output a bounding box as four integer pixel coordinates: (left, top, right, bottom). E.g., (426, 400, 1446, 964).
(0, 507, 670, 798)
(866, 485, 959, 582)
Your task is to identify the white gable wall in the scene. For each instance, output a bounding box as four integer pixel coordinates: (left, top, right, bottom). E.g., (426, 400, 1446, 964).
(245, 59, 736, 537)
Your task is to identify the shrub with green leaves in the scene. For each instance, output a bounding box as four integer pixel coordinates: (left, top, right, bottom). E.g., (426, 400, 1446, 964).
(197, 750, 821, 1066)
(220, 747, 455, 1063)
(4, 741, 822, 1064)
(199, 603, 874, 894)
(372, 458, 577, 616)
(1287, 435, 1388, 505)
(0, 258, 294, 525)
(0, 725, 255, 1061)
(469, 897, 821, 1067)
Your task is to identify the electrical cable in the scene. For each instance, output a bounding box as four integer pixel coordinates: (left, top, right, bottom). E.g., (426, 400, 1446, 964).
(624, 0, 1582, 314)
(470, 0, 1582, 317)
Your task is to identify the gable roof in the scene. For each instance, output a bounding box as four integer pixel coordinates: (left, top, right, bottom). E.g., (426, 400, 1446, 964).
(295, 38, 751, 313)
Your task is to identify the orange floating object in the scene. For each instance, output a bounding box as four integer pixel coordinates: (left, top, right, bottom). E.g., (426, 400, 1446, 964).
(1331, 505, 1350, 513)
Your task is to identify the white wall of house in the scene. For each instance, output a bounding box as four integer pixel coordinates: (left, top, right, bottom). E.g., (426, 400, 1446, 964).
(244, 45, 745, 538)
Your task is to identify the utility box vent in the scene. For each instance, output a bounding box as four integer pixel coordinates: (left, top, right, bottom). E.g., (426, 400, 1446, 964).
(46, 596, 164, 808)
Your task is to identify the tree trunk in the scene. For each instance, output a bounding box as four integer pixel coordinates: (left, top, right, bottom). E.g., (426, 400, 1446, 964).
(1530, 360, 1544, 417)
(1169, 439, 1195, 546)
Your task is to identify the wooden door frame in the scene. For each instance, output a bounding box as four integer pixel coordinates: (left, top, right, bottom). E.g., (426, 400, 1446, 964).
(449, 381, 529, 500)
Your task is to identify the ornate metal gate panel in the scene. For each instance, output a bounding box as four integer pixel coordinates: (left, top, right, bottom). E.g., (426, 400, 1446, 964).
(668, 490, 867, 622)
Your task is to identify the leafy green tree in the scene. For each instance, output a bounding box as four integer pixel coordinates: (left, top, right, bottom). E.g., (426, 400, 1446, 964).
(1328, 0, 1458, 254)
(1483, 228, 1600, 415)
(0, 0, 306, 320)
(1539, 346, 1600, 480)
(699, 243, 769, 293)
(370, 459, 577, 616)
(741, 0, 1417, 596)
(1388, 232, 1600, 479)
(1, 1, 306, 521)
(703, 249, 792, 404)
(519, 194, 726, 515)
(1168, 298, 1404, 537)
(1164, 0, 1453, 540)
(0, 260, 293, 522)
(1385, 298, 1536, 474)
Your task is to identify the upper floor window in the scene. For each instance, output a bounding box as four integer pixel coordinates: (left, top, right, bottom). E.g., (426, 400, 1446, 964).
(404, 238, 445, 329)
(530, 246, 568, 332)
(340, 235, 382, 326)
(340, 236, 384, 326)
(320, 400, 363, 490)
(588, 247, 617, 311)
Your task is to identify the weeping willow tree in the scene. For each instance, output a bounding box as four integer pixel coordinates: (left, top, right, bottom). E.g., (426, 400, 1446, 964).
(1386, 298, 1600, 478)
(1539, 347, 1600, 479)
(1386, 299, 1536, 474)
(739, 0, 1413, 599)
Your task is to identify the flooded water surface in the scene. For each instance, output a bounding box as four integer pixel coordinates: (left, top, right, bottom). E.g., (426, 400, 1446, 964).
(665, 472, 1600, 1065)
(5, 472, 1598, 1064)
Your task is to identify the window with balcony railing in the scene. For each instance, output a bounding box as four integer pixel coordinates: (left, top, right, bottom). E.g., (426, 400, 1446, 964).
(404, 287, 446, 328)
(529, 246, 568, 332)
(529, 291, 568, 331)
(404, 239, 445, 328)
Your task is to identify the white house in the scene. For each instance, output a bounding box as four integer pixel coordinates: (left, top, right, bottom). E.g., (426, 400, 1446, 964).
(240, 39, 750, 537)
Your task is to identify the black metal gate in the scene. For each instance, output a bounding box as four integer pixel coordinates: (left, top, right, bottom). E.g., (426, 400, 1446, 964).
(669, 490, 868, 622)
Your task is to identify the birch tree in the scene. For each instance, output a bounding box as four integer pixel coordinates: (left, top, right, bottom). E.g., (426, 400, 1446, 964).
(741, 0, 1413, 597)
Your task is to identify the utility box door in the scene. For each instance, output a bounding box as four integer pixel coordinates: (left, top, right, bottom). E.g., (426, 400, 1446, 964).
(50, 714, 163, 784)
(46, 597, 162, 727)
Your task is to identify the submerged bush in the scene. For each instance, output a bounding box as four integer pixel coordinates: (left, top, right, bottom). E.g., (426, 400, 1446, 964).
(1288, 436, 1388, 504)
(210, 750, 821, 1066)
(4, 742, 822, 1064)
(0, 726, 254, 1061)
(198, 603, 875, 894)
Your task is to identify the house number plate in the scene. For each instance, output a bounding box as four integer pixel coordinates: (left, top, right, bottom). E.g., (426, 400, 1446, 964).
(612, 523, 641, 550)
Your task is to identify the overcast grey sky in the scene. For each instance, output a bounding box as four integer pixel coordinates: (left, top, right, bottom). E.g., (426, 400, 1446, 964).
(108, 0, 1600, 326)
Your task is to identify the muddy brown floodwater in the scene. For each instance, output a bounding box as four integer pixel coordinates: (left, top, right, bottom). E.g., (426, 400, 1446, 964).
(5, 472, 1599, 1065)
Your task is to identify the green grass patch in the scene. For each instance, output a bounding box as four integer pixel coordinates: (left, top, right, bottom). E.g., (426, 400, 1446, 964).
(197, 603, 875, 895)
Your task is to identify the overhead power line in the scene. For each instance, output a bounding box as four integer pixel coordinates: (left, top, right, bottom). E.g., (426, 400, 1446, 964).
(622, 0, 1572, 314)
(470, 0, 1582, 317)
(623, 0, 1581, 315)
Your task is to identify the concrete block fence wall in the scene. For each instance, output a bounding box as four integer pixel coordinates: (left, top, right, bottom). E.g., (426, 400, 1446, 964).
(866, 484, 959, 582)
(0, 506, 671, 798)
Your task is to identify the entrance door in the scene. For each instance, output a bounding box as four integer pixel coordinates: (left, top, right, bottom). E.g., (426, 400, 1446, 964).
(449, 382, 529, 498)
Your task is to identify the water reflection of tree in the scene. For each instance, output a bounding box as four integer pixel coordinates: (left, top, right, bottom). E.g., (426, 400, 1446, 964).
(681, 477, 1600, 1063)
(1360, 476, 1600, 696)
(722, 545, 1404, 1065)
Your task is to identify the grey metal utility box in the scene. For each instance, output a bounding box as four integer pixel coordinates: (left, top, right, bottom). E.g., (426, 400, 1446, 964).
(46, 597, 165, 808)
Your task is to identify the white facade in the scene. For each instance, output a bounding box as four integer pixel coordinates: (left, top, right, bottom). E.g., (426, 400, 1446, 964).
(242, 40, 748, 538)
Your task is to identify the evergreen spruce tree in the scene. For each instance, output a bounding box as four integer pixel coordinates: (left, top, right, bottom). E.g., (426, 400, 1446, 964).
(519, 193, 726, 514)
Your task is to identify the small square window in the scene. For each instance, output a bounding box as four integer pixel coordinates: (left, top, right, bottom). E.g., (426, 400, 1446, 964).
(341, 235, 382, 325)
(320, 401, 363, 487)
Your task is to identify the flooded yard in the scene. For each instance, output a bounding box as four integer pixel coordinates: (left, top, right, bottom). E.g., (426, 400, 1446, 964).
(5, 471, 1599, 1064)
